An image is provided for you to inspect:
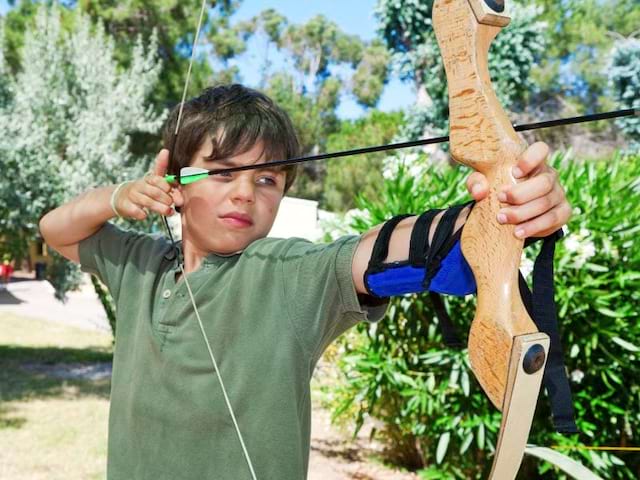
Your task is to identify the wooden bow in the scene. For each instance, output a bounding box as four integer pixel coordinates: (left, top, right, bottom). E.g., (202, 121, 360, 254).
(433, 1, 550, 478)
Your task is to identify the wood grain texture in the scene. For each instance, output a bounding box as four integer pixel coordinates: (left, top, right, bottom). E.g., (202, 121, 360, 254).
(432, 0, 539, 411)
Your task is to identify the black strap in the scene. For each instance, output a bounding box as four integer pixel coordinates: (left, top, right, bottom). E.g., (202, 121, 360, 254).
(408, 210, 442, 266)
(429, 292, 465, 348)
(423, 203, 470, 290)
(518, 229, 578, 434)
(423, 202, 475, 348)
(427, 221, 578, 433)
(367, 214, 414, 272)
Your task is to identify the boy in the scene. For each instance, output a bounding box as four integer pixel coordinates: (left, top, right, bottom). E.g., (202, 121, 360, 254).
(39, 84, 571, 479)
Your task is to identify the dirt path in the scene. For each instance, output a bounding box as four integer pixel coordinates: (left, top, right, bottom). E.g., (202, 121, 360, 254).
(308, 405, 418, 480)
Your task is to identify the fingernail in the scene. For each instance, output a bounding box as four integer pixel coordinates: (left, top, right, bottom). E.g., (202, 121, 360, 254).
(497, 213, 507, 224)
(513, 167, 524, 178)
(472, 183, 482, 196)
(498, 192, 507, 202)
(515, 228, 525, 238)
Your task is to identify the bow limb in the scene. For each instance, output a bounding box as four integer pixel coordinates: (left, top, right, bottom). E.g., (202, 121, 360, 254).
(433, 1, 549, 478)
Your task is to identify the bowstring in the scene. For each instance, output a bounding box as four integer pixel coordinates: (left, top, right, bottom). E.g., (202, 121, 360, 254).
(161, 0, 258, 478)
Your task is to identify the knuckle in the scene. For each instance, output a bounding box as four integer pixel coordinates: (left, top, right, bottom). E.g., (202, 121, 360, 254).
(147, 188, 161, 201)
(507, 190, 521, 205)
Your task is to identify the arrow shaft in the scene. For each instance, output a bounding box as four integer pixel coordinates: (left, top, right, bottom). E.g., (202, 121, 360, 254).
(166, 108, 636, 183)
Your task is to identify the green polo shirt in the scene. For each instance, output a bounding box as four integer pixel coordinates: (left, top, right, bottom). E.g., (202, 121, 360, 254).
(79, 222, 386, 480)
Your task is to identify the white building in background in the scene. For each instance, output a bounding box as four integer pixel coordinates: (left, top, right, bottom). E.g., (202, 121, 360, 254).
(268, 197, 327, 241)
(166, 196, 335, 242)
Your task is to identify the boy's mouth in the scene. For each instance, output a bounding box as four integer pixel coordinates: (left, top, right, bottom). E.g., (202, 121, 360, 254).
(219, 211, 254, 228)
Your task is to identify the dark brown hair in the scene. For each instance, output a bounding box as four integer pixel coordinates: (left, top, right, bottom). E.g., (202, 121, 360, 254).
(163, 84, 300, 192)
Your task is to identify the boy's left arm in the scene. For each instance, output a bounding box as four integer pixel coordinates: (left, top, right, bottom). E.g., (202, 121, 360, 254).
(352, 142, 573, 294)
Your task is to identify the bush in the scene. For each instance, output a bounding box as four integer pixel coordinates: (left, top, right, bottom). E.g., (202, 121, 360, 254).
(609, 38, 640, 150)
(322, 150, 640, 479)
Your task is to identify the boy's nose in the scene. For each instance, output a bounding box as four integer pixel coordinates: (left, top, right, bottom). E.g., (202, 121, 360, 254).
(230, 178, 256, 203)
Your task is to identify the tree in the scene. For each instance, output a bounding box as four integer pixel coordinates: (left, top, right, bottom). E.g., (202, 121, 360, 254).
(243, 11, 391, 201)
(533, 0, 640, 113)
(608, 37, 640, 151)
(0, 4, 164, 305)
(374, 0, 547, 140)
(323, 110, 404, 212)
(1, 0, 248, 158)
(0, 19, 10, 109)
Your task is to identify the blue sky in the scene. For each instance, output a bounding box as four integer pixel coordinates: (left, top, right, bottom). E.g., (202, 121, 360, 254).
(232, 0, 414, 118)
(0, 0, 414, 118)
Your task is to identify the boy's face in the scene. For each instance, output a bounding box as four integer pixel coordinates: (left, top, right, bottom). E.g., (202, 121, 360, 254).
(178, 137, 286, 255)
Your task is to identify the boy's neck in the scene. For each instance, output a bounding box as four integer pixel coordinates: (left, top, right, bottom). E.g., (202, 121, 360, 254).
(178, 238, 243, 277)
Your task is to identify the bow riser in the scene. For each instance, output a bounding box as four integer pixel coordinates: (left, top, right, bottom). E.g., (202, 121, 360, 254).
(433, 0, 539, 411)
(434, 0, 552, 478)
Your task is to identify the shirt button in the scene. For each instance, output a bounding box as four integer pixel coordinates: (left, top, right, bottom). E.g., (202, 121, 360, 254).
(162, 289, 172, 299)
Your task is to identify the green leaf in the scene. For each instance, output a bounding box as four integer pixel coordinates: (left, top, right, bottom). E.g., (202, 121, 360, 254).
(460, 431, 473, 454)
(611, 337, 640, 352)
(436, 432, 450, 464)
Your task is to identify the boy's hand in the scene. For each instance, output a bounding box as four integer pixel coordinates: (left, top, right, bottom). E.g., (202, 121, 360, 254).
(115, 149, 176, 220)
(465, 142, 572, 239)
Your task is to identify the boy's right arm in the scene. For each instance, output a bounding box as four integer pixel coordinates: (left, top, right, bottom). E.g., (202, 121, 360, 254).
(39, 186, 119, 264)
(39, 150, 175, 264)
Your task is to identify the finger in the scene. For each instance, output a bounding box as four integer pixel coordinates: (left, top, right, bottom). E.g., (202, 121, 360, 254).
(514, 142, 550, 179)
(144, 172, 172, 195)
(497, 185, 564, 225)
(142, 177, 173, 203)
(131, 205, 149, 221)
(499, 167, 558, 205)
(466, 172, 489, 200)
(511, 202, 572, 239)
(154, 149, 170, 178)
(131, 190, 174, 216)
(118, 199, 148, 221)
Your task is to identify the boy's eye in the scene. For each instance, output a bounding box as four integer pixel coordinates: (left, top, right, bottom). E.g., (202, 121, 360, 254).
(257, 175, 277, 186)
(212, 171, 233, 179)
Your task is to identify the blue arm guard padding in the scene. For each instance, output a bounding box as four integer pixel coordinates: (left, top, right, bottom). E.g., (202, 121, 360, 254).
(365, 240, 476, 297)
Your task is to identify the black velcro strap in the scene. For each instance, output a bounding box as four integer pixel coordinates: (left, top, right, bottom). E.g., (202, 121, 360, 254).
(408, 210, 442, 266)
(367, 214, 414, 273)
(429, 292, 465, 348)
(519, 229, 578, 434)
(423, 203, 470, 290)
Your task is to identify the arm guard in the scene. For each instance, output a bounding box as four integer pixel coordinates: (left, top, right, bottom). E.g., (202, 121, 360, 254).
(364, 201, 476, 298)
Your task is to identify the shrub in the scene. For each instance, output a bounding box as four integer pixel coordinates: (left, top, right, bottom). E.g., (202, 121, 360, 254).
(322, 150, 640, 479)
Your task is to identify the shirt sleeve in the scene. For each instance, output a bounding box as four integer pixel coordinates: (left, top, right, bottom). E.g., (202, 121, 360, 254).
(275, 235, 388, 362)
(78, 222, 161, 305)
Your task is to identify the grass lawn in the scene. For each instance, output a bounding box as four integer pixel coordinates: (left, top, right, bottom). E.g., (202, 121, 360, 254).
(0, 313, 113, 480)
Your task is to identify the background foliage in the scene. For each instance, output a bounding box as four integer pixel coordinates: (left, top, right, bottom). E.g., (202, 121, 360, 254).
(322, 151, 640, 478)
(608, 38, 640, 150)
(0, 4, 164, 301)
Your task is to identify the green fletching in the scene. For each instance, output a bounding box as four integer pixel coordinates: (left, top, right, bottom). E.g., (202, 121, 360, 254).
(163, 173, 208, 185)
(180, 173, 209, 185)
